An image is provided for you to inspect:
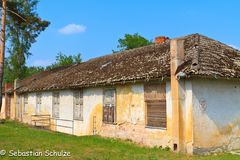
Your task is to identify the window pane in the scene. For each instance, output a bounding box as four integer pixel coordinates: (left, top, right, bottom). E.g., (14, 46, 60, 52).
(104, 90, 114, 104)
(52, 92, 60, 118)
(103, 89, 115, 123)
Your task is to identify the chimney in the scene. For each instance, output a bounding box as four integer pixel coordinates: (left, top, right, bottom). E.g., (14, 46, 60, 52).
(155, 36, 169, 44)
(170, 38, 185, 152)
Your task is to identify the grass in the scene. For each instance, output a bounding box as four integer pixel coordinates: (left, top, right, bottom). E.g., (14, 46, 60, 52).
(0, 121, 239, 160)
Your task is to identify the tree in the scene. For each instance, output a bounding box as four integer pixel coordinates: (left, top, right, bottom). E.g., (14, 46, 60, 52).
(5, 0, 50, 80)
(4, 60, 44, 83)
(3, 57, 14, 83)
(24, 66, 44, 78)
(47, 52, 82, 70)
(114, 33, 152, 52)
(0, 0, 49, 109)
(0, 0, 7, 111)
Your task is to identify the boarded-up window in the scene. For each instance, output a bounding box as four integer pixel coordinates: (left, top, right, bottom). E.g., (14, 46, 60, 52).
(144, 83, 166, 128)
(36, 93, 42, 115)
(73, 90, 83, 120)
(103, 89, 116, 123)
(24, 94, 28, 113)
(52, 92, 60, 118)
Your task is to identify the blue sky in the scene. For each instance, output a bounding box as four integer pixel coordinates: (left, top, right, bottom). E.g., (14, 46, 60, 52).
(24, 0, 240, 67)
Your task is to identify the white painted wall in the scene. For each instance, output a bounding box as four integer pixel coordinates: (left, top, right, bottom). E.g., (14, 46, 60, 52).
(74, 87, 103, 135)
(20, 88, 103, 136)
(56, 90, 74, 134)
(192, 79, 240, 154)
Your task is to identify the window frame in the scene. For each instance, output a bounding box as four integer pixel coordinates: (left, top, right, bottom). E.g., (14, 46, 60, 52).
(23, 94, 28, 113)
(73, 90, 83, 121)
(103, 88, 116, 124)
(52, 92, 60, 118)
(36, 93, 42, 115)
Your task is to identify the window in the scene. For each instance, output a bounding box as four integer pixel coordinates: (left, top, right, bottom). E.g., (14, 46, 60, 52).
(24, 94, 28, 113)
(103, 89, 116, 123)
(36, 93, 42, 115)
(52, 92, 60, 118)
(16, 96, 22, 119)
(144, 83, 166, 128)
(73, 90, 83, 120)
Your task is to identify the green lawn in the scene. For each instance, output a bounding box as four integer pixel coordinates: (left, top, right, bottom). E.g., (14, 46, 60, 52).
(0, 121, 239, 160)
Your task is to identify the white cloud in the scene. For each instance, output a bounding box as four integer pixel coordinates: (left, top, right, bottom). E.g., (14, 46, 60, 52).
(58, 24, 86, 35)
(31, 59, 53, 67)
(228, 44, 240, 50)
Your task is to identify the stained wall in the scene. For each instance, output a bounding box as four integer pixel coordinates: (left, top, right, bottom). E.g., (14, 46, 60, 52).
(192, 79, 240, 154)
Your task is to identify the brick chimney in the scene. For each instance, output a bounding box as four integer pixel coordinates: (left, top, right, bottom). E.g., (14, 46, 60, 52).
(155, 36, 169, 44)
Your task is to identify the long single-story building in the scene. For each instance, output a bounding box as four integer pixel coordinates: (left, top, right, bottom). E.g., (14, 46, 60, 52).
(1, 33, 240, 155)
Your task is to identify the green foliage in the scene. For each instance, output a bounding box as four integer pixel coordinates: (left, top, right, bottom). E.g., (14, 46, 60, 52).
(3, 57, 44, 83)
(47, 52, 82, 70)
(2, 0, 50, 83)
(3, 58, 14, 83)
(23, 66, 44, 78)
(115, 33, 152, 52)
(4, 52, 82, 83)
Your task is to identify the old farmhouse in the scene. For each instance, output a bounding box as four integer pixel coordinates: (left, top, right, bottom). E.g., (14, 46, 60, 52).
(1, 33, 240, 155)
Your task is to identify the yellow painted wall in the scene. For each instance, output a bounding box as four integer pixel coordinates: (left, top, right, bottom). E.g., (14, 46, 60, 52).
(98, 83, 174, 147)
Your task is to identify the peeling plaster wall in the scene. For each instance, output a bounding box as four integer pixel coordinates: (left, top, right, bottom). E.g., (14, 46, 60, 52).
(192, 79, 240, 154)
(3, 80, 195, 153)
(178, 80, 194, 154)
(76, 87, 103, 136)
(18, 89, 103, 136)
(21, 91, 75, 135)
(5, 81, 194, 152)
(21, 92, 53, 126)
(98, 82, 174, 148)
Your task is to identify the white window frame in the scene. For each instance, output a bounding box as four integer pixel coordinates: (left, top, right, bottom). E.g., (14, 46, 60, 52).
(36, 93, 42, 115)
(52, 92, 60, 118)
(73, 90, 83, 120)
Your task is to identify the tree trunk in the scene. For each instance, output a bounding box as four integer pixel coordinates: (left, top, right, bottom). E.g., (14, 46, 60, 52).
(0, 0, 7, 111)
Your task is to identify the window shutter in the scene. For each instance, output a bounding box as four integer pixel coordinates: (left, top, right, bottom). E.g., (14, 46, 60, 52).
(144, 83, 166, 128)
(146, 100, 166, 128)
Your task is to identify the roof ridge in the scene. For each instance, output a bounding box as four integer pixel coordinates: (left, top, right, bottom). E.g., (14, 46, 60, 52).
(85, 43, 160, 63)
